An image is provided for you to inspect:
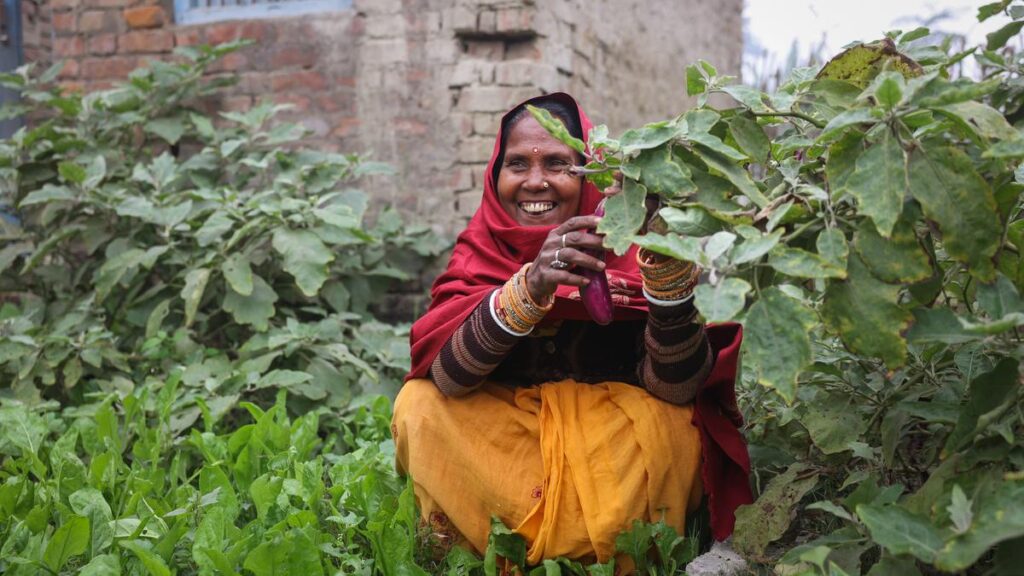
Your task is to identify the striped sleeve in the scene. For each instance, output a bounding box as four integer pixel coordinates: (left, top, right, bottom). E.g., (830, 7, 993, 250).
(428, 290, 521, 396)
(637, 298, 714, 405)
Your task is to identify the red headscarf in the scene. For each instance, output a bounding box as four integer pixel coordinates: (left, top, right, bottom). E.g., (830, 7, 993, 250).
(406, 92, 752, 540)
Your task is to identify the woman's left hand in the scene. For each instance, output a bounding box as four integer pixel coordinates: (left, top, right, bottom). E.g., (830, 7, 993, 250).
(525, 215, 608, 304)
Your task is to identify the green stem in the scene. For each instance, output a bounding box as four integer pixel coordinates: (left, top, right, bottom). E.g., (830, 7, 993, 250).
(752, 110, 826, 129)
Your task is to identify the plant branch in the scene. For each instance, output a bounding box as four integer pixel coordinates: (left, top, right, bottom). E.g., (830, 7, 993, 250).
(752, 110, 826, 129)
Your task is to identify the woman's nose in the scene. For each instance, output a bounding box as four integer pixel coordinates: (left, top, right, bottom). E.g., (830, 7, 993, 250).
(523, 166, 547, 191)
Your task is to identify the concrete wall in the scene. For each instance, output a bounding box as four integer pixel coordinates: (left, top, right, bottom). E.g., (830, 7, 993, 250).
(22, 0, 742, 236)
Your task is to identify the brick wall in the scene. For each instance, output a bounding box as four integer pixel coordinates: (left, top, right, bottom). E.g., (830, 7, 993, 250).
(23, 0, 742, 236)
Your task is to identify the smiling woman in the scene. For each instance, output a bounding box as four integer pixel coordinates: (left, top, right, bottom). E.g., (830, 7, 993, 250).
(495, 104, 584, 227)
(391, 93, 752, 565)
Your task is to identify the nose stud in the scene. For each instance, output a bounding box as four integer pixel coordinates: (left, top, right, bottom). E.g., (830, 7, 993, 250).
(542, 181, 550, 189)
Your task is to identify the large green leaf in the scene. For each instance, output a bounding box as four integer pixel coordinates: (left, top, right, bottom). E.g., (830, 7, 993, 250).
(936, 481, 1024, 571)
(694, 278, 750, 323)
(0, 406, 49, 457)
(769, 246, 846, 279)
(222, 274, 278, 331)
(936, 101, 1019, 141)
(726, 114, 771, 163)
(196, 211, 235, 247)
(906, 145, 999, 281)
(905, 308, 979, 344)
(977, 273, 1024, 320)
(597, 178, 647, 255)
(619, 121, 679, 155)
(731, 226, 783, 265)
(857, 504, 943, 563)
(658, 206, 725, 236)
(844, 131, 905, 237)
(818, 108, 880, 142)
(943, 358, 1019, 456)
(120, 540, 171, 576)
(43, 515, 90, 572)
(272, 229, 335, 297)
(627, 145, 696, 198)
(80, 555, 121, 576)
(243, 528, 323, 576)
(800, 395, 868, 454)
(822, 255, 912, 368)
(734, 464, 819, 559)
(745, 287, 816, 403)
(853, 219, 931, 284)
(633, 233, 706, 267)
(20, 184, 74, 206)
(181, 268, 212, 328)
(826, 130, 865, 197)
(221, 254, 254, 297)
(69, 487, 114, 557)
(692, 143, 768, 208)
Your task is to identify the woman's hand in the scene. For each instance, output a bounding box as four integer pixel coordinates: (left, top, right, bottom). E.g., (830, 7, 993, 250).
(525, 215, 607, 303)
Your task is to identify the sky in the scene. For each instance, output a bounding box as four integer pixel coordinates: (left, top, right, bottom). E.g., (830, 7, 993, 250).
(743, 0, 1010, 83)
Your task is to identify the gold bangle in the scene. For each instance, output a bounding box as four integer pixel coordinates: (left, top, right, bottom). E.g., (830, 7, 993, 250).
(501, 275, 540, 332)
(500, 294, 532, 333)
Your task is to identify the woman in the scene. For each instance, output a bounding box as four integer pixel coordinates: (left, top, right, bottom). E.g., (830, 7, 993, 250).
(392, 93, 751, 564)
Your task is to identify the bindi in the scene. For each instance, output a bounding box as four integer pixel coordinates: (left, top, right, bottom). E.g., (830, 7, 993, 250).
(532, 147, 539, 154)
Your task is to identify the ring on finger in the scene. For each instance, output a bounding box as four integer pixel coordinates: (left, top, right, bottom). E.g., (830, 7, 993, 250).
(561, 233, 568, 249)
(551, 249, 569, 270)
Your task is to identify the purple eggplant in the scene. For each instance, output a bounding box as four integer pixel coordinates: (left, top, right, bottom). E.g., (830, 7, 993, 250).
(580, 199, 614, 325)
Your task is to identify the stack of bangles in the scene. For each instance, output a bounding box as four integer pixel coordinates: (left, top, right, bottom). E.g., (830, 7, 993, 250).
(494, 263, 554, 334)
(637, 248, 700, 305)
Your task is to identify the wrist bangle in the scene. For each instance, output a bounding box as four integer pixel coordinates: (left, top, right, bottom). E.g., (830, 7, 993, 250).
(643, 287, 695, 307)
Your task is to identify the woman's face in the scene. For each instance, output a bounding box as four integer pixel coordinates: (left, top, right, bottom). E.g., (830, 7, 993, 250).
(497, 115, 582, 226)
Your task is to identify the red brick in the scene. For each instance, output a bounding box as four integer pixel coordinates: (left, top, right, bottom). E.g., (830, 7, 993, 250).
(123, 6, 165, 29)
(54, 36, 84, 58)
(58, 59, 80, 79)
(331, 117, 360, 138)
(208, 52, 249, 73)
(81, 56, 139, 80)
(58, 81, 85, 94)
(119, 30, 173, 54)
(222, 95, 253, 113)
(315, 92, 354, 114)
(271, 70, 326, 92)
(52, 12, 77, 33)
(270, 46, 316, 69)
(80, 10, 118, 33)
(87, 34, 117, 56)
(175, 29, 203, 47)
(205, 21, 268, 45)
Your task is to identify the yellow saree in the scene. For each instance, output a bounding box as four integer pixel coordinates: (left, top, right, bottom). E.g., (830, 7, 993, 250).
(392, 378, 703, 564)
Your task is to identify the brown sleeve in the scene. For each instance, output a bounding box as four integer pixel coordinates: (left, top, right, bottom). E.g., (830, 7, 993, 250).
(637, 298, 713, 405)
(428, 291, 522, 396)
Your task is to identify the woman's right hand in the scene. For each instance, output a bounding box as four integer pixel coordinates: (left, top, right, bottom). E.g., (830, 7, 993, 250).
(525, 215, 607, 304)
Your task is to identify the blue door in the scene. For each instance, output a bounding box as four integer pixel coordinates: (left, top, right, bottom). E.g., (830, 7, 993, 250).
(0, 0, 22, 138)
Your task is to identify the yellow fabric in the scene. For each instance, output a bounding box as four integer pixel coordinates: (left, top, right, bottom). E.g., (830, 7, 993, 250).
(393, 378, 703, 564)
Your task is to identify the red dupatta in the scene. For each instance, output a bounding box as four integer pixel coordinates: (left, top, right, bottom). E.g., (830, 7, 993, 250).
(405, 92, 752, 540)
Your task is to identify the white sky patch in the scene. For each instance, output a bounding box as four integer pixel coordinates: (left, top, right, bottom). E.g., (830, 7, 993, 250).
(743, 0, 1009, 81)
